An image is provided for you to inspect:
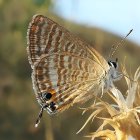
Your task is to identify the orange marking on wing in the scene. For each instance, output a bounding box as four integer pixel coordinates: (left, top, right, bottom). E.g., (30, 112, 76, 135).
(48, 89, 56, 95)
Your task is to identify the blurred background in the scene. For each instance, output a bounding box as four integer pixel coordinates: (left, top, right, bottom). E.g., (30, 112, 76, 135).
(0, 0, 140, 140)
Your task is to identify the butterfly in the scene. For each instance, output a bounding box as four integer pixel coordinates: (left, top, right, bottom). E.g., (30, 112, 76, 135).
(27, 15, 122, 127)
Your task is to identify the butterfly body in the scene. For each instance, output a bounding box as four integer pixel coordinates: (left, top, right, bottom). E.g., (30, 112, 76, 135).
(27, 15, 121, 117)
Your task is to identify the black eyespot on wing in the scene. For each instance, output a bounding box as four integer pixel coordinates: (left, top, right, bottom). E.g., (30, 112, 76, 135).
(42, 92, 52, 100)
(50, 102, 56, 111)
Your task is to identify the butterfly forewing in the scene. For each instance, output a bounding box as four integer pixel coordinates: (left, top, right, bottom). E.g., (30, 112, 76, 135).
(27, 15, 109, 114)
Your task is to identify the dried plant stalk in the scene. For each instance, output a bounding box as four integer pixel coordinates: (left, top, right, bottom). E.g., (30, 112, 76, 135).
(79, 66, 140, 140)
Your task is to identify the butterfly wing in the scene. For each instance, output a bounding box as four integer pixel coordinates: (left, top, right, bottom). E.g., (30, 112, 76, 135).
(27, 15, 109, 114)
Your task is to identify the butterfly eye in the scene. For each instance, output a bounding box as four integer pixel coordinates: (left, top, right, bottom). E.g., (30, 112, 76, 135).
(108, 61, 112, 67)
(108, 61, 117, 69)
(112, 62, 117, 69)
(42, 92, 52, 100)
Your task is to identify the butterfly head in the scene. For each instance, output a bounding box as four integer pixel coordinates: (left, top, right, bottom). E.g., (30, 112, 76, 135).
(105, 58, 122, 87)
(108, 58, 118, 69)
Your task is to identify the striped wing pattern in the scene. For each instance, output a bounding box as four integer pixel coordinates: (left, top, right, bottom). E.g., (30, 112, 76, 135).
(27, 15, 109, 114)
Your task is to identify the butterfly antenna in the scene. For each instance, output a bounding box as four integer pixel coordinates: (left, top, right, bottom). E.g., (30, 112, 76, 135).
(35, 105, 47, 127)
(109, 29, 133, 58)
